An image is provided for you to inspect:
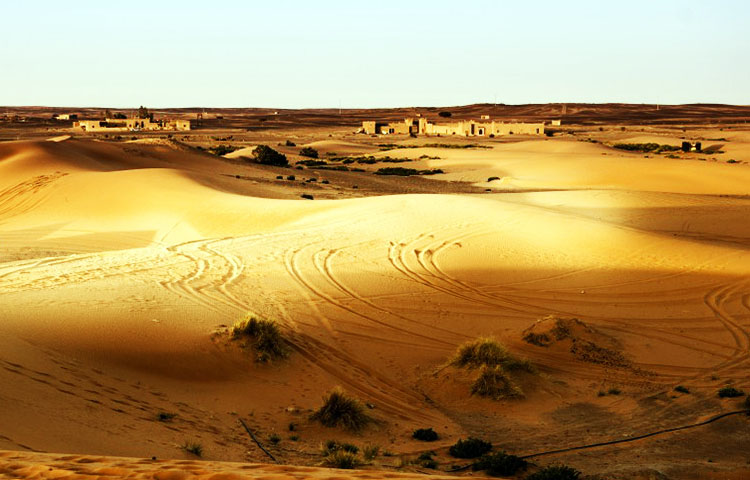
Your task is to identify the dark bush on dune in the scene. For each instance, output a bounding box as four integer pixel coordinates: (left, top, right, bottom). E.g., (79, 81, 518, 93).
(299, 146, 319, 158)
(471, 366, 523, 399)
(232, 317, 289, 363)
(473, 451, 527, 477)
(251, 145, 288, 166)
(412, 427, 439, 442)
(311, 387, 372, 431)
(448, 437, 492, 458)
(525, 464, 581, 480)
(718, 386, 744, 398)
(438, 111, 452, 118)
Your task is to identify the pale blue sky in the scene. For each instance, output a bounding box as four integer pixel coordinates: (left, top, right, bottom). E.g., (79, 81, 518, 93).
(2, 0, 748, 108)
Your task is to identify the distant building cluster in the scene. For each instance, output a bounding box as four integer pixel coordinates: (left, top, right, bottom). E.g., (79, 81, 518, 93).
(73, 117, 190, 132)
(361, 117, 549, 137)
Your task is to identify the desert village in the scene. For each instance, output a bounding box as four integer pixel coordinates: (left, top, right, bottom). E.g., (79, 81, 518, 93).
(362, 116, 548, 136)
(73, 116, 191, 132)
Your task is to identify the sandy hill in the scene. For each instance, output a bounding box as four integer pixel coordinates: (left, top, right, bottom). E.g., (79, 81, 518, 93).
(1, 132, 749, 479)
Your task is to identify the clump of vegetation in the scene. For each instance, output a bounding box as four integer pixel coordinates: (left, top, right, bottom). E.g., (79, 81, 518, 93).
(451, 337, 533, 399)
(607, 387, 621, 395)
(451, 337, 512, 369)
(311, 387, 372, 431)
(487, 176, 500, 182)
(438, 111, 452, 118)
(299, 146, 319, 158)
(251, 145, 288, 166)
(301, 194, 314, 200)
(363, 445, 380, 461)
(323, 450, 362, 469)
(209, 144, 239, 156)
(231, 316, 289, 363)
(423, 143, 491, 149)
(718, 386, 745, 398)
(448, 437, 492, 458)
(674, 385, 690, 394)
(471, 366, 523, 399)
(526, 464, 581, 480)
(727, 159, 739, 164)
(612, 143, 680, 154)
(286, 175, 296, 180)
(412, 427, 439, 442)
(417, 451, 437, 469)
(375, 167, 443, 176)
(157, 412, 176, 422)
(269, 433, 281, 445)
(289, 434, 300, 441)
(285, 140, 296, 147)
(473, 451, 528, 477)
(321, 440, 359, 455)
(181, 441, 203, 457)
(296, 159, 328, 167)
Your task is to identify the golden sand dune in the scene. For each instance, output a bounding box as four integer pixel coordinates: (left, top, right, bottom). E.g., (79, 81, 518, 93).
(1, 133, 749, 478)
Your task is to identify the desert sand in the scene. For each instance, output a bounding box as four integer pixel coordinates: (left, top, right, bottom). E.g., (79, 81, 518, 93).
(1, 108, 750, 479)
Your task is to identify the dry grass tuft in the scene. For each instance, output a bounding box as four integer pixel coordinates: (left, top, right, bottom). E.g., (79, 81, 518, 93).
(311, 387, 372, 431)
(471, 366, 524, 399)
(232, 316, 289, 363)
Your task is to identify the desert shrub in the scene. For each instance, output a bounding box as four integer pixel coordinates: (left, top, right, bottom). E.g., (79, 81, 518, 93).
(322, 440, 359, 455)
(311, 387, 371, 431)
(251, 145, 288, 166)
(727, 159, 739, 163)
(182, 441, 203, 457)
(473, 451, 528, 477)
(526, 464, 581, 480)
(299, 147, 319, 158)
(607, 388, 621, 395)
(324, 450, 362, 469)
(269, 433, 281, 445)
(232, 317, 289, 363)
(286, 175, 295, 180)
(363, 445, 380, 461)
(471, 366, 523, 399)
(523, 331, 552, 347)
(412, 427, 439, 442)
(276, 175, 283, 179)
(718, 386, 744, 398)
(612, 143, 680, 154)
(674, 385, 690, 394)
(301, 194, 314, 200)
(487, 176, 500, 182)
(417, 451, 438, 469)
(209, 144, 239, 156)
(289, 434, 300, 441)
(296, 159, 327, 166)
(373, 167, 442, 176)
(438, 111, 452, 118)
(285, 140, 296, 146)
(448, 437, 492, 458)
(744, 395, 750, 410)
(452, 337, 510, 369)
(157, 412, 176, 422)
(321, 179, 330, 184)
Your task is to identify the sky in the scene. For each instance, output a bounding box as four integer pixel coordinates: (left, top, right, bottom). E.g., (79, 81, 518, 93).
(2, 0, 749, 108)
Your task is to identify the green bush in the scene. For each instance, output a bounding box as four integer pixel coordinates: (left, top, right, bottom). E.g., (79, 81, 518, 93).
(232, 317, 289, 363)
(448, 437, 492, 458)
(526, 465, 581, 480)
(412, 427, 439, 442)
(718, 386, 744, 398)
(299, 147, 319, 158)
(251, 145, 288, 166)
(311, 387, 372, 431)
(473, 451, 528, 477)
